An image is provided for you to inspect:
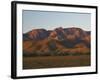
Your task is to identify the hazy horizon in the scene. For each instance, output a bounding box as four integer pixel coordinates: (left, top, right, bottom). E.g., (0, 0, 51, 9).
(22, 10, 91, 33)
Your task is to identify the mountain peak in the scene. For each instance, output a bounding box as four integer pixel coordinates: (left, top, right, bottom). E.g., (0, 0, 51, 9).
(25, 28, 49, 40)
(55, 27, 63, 30)
(23, 27, 90, 41)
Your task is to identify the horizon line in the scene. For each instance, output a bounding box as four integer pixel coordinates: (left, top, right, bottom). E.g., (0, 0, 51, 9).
(23, 26, 91, 33)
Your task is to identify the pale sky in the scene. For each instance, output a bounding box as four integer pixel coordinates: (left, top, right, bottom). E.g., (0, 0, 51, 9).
(22, 10, 91, 33)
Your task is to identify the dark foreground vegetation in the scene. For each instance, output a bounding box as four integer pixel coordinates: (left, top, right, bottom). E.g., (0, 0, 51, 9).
(23, 52, 90, 57)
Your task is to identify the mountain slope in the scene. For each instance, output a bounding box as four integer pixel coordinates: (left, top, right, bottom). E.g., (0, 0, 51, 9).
(23, 27, 91, 56)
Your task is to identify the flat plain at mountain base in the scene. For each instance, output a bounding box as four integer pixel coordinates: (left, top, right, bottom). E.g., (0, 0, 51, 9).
(23, 55, 90, 69)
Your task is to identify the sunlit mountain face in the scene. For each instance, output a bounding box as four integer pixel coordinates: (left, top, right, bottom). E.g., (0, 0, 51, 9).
(23, 27, 91, 56)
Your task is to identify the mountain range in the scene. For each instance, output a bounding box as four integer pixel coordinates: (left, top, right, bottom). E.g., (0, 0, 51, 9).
(23, 27, 91, 56)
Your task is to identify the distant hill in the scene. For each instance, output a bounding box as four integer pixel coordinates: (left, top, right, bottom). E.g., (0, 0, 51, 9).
(23, 27, 91, 56)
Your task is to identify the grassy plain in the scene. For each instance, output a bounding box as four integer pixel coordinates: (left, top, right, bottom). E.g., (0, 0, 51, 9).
(23, 55, 90, 69)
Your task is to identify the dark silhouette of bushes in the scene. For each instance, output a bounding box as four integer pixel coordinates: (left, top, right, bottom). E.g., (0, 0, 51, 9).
(23, 50, 90, 57)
